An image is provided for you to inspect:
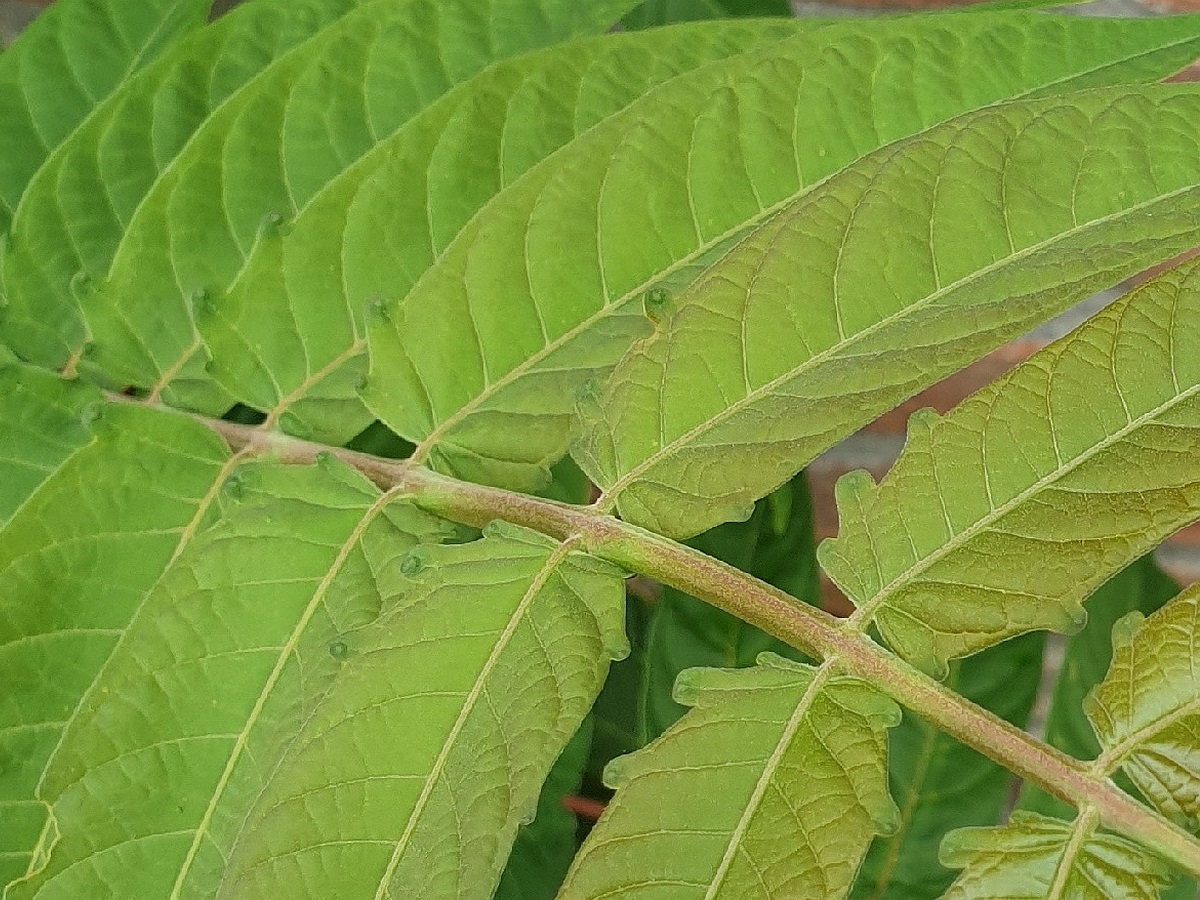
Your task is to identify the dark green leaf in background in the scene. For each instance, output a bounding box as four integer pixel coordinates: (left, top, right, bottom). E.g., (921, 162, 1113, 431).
(495, 720, 593, 900)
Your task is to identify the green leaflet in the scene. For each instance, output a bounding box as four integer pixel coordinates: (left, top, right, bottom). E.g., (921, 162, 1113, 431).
(941, 811, 1171, 899)
(6, 458, 472, 898)
(1017, 557, 1198, 899)
(0, 0, 365, 370)
(0, 366, 93, 526)
(560, 656, 901, 898)
(1020, 554, 1181, 820)
(363, 12, 1200, 494)
(817, 254, 1200, 673)
(852, 635, 1043, 900)
(0, 377, 231, 889)
(198, 19, 809, 447)
(70, 0, 640, 415)
(495, 719, 593, 900)
(0, 0, 211, 231)
(0, 0, 639, 401)
(578, 86, 1200, 543)
(1088, 582, 1200, 831)
(214, 524, 624, 899)
(639, 474, 819, 742)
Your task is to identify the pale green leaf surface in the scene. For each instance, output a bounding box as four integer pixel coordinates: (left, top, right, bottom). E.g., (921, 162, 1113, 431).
(5, 457, 466, 899)
(1087, 582, 1200, 831)
(578, 87, 1200, 544)
(0, 381, 231, 889)
(817, 253, 1200, 672)
(0, 366, 93, 527)
(198, 19, 809, 447)
(62, 0, 640, 415)
(494, 719, 593, 900)
(362, 13, 1200, 494)
(212, 524, 626, 899)
(940, 811, 1171, 899)
(0, 0, 365, 369)
(559, 656, 901, 899)
(853, 635, 1043, 900)
(0, 0, 211, 231)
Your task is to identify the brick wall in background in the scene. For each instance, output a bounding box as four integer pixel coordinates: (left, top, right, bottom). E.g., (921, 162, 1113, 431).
(5, 0, 1200, 604)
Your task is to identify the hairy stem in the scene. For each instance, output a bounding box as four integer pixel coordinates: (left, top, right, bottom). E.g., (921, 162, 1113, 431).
(188, 408, 1200, 878)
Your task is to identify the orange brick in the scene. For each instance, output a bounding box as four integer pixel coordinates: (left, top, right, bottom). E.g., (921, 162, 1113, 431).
(1148, 0, 1200, 11)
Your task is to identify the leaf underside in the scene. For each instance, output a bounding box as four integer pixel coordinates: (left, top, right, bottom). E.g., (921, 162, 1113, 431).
(560, 656, 900, 899)
(943, 577, 1200, 894)
(577, 89, 1200, 546)
(5, 454, 626, 898)
(816, 255, 1200, 673)
(941, 811, 1172, 899)
(1088, 582, 1200, 832)
(4, 1, 1200, 898)
(365, 13, 1200, 493)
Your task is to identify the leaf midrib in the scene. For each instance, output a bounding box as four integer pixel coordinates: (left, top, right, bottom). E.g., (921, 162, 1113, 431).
(1046, 808, 1099, 899)
(167, 481, 404, 898)
(132, 23, 1200, 432)
(1098, 693, 1200, 775)
(18, 446, 243, 883)
(702, 661, 833, 899)
(168, 16, 750, 412)
(371, 537, 578, 899)
(597, 181, 1200, 517)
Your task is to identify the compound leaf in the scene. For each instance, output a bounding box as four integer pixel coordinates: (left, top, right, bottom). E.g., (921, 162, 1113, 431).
(1, 0, 639, 406)
(199, 19, 808, 446)
(579, 87, 1200, 544)
(0, 0, 364, 369)
(942, 575, 1200, 896)
(7, 454, 626, 898)
(80, 0, 640, 415)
